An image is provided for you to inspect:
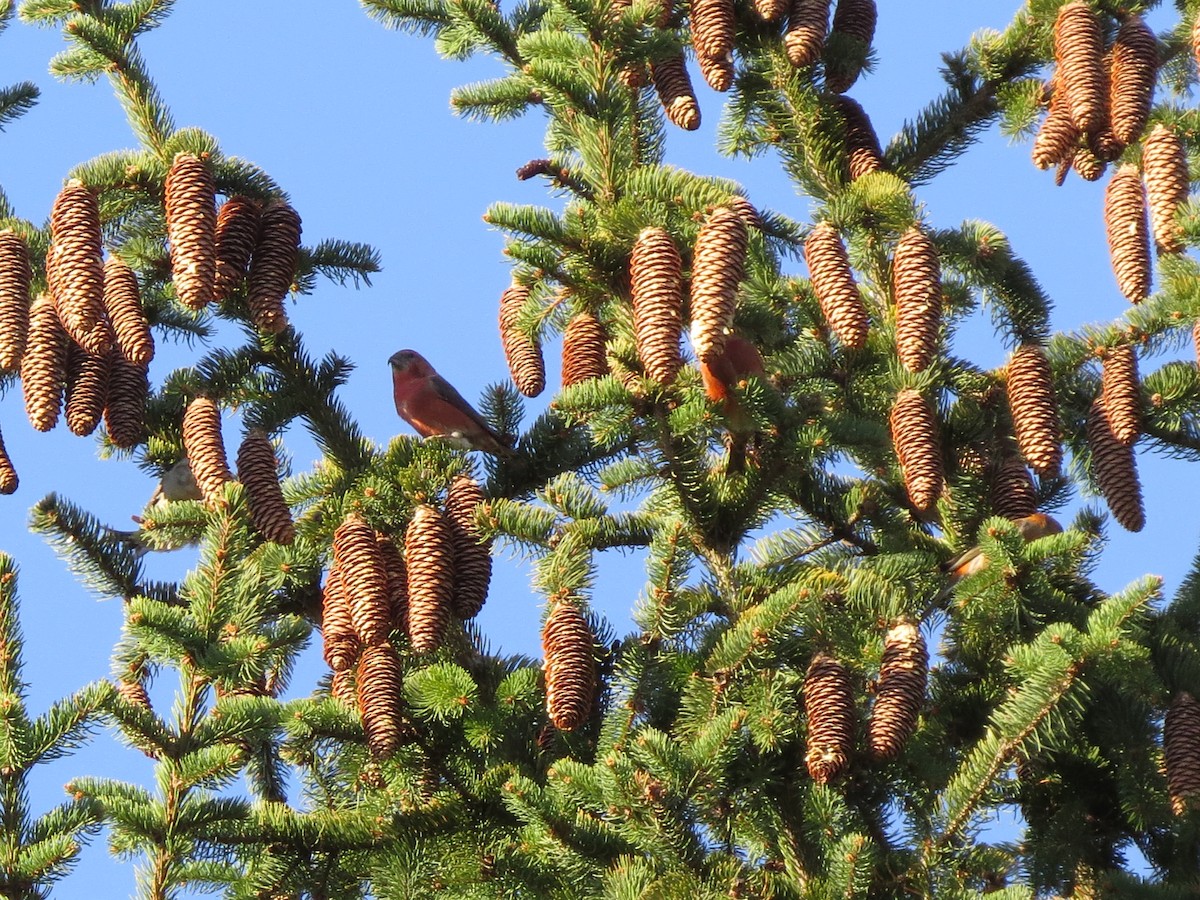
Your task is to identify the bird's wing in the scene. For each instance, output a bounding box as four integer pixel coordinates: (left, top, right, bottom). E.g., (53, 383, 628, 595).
(428, 373, 499, 437)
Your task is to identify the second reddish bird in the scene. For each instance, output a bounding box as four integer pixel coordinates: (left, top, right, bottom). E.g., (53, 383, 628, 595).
(699, 335, 770, 472)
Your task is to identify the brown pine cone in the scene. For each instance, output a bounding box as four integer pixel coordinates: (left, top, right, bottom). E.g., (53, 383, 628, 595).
(213, 195, 262, 302)
(236, 429, 295, 545)
(116, 677, 152, 711)
(1194, 11, 1200, 81)
(892, 226, 942, 372)
(630, 227, 684, 385)
(1108, 16, 1157, 148)
(889, 389, 944, 515)
(804, 652, 854, 784)
(867, 621, 927, 762)
(825, 0, 876, 93)
(1100, 344, 1140, 447)
(1032, 91, 1079, 171)
(804, 223, 868, 349)
(689, 0, 734, 61)
(333, 512, 391, 646)
(1006, 345, 1063, 477)
(0, 424, 16, 495)
(650, 55, 701, 131)
(1072, 144, 1106, 182)
(752, 0, 787, 23)
(49, 181, 110, 356)
(164, 152, 217, 311)
(406, 504, 456, 654)
(1104, 164, 1152, 303)
(1087, 397, 1144, 532)
(20, 295, 68, 432)
(498, 281, 546, 397)
(65, 342, 110, 437)
(104, 354, 148, 449)
(1143, 124, 1189, 255)
(182, 397, 234, 505)
(246, 200, 301, 334)
(321, 565, 360, 672)
(1053, 1, 1106, 134)
(727, 196, 763, 231)
(833, 96, 884, 181)
(562, 310, 609, 388)
(696, 52, 735, 93)
(689, 206, 748, 365)
(330, 667, 356, 706)
(357, 639, 404, 760)
(542, 596, 596, 731)
(102, 258, 154, 368)
(990, 456, 1040, 521)
(784, 0, 831, 68)
(376, 532, 409, 634)
(445, 474, 492, 620)
(0, 230, 31, 373)
(1166, 692, 1200, 815)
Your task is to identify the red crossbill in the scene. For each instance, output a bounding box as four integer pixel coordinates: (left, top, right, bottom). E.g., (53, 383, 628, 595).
(699, 335, 769, 473)
(941, 512, 1063, 589)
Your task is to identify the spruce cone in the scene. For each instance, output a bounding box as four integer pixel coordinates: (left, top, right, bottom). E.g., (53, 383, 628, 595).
(498, 281, 547, 397)
(1108, 15, 1157, 148)
(164, 152, 217, 311)
(833, 96, 884, 181)
(1100, 344, 1140, 447)
(784, 0, 831, 68)
(1006, 344, 1063, 477)
(650, 55, 701, 131)
(357, 640, 404, 760)
(889, 389, 944, 515)
(991, 456, 1040, 521)
(1072, 145, 1106, 182)
(1166, 692, 1200, 815)
(689, 206, 748, 365)
(49, 181, 110, 356)
(104, 354, 148, 449)
(803, 652, 854, 784)
(405, 504, 456, 654)
(213, 195, 262, 301)
(181, 397, 234, 505)
(752, 0, 787, 23)
(376, 532, 409, 634)
(1087, 397, 1144, 532)
(1032, 93, 1079, 171)
(892, 226, 942, 372)
(333, 513, 391, 645)
(825, 0, 876, 93)
(116, 678, 151, 711)
(0, 425, 16, 495)
(1143, 124, 1189, 255)
(445, 474, 492, 620)
(804, 223, 868, 349)
(20, 295, 68, 432)
(562, 310, 609, 388)
(246, 200, 301, 334)
(542, 596, 596, 731)
(236, 429, 295, 545)
(1104, 164, 1151, 303)
(330, 667, 356, 706)
(1194, 12, 1200, 83)
(0, 230, 31, 372)
(65, 342, 110, 437)
(630, 227, 684, 385)
(727, 195, 763, 231)
(689, 0, 734, 62)
(321, 566, 359, 672)
(1053, 1, 1106, 134)
(868, 621, 927, 762)
(696, 52, 735, 93)
(102, 258, 154, 368)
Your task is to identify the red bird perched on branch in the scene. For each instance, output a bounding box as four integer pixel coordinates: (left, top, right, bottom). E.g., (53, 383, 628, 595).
(940, 512, 1063, 593)
(389, 349, 516, 456)
(699, 334, 771, 472)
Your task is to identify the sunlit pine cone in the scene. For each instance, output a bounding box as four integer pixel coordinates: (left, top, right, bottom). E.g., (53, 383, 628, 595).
(867, 620, 927, 762)
(1006, 345, 1062, 477)
(804, 223, 868, 349)
(990, 456, 1039, 521)
(1053, 1, 1106, 134)
(182, 397, 234, 504)
(0, 425, 16, 495)
(1087, 396, 1144, 532)
(690, 0, 734, 62)
(1108, 15, 1157, 148)
(65, 342, 110, 437)
(498, 281, 546, 397)
(889, 389, 944, 515)
(246, 200, 301, 334)
(375, 532, 409, 634)
(689, 206, 748, 365)
(213, 195, 262, 302)
(321, 566, 359, 673)
(357, 639, 404, 760)
(330, 667, 356, 706)
(1194, 11, 1200, 80)
(784, 0, 831, 68)
(727, 195, 763, 231)
(892, 226, 942, 372)
(1195, 320, 1200, 369)
(405, 504, 456, 654)
(116, 677, 151, 711)
(1166, 692, 1200, 815)
(1072, 144, 1106, 182)
(104, 354, 148, 449)
(833, 96, 884, 181)
(804, 652, 854, 784)
(333, 512, 391, 646)
(236, 429, 295, 545)
(164, 152, 217, 311)
(102, 258, 154, 368)
(1054, 157, 1072, 187)
(542, 595, 596, 731)
(49, 181, 110, 356)
(1100, 344, 1140, 447)
(1104, 164, 1151, 303)
(0, 230, 31, 372)
(445, 474, 492, 620)
(825, 0, 876, 93)
(1142, 125, 1189, 255)
(752, 0, 787, 23)
(1032, 91, 1079, 171)
(562, 310, 609, 388)
(650, 54, 701, 131)
(20, 295, 68, 432)
(696, 52, 735, 93)
(630, 227, 684, 385)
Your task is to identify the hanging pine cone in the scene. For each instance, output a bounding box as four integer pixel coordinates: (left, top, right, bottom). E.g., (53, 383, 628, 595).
(246, 200, 301, 334)
(116, 677, 151, 711)
(1087, 397, 1144, 532)
(752, 0, 787, 23)
(102, 258, 154, 368)
(824, 0, 876, 93)
(1166, 692, 1200, 815)
(990, 456, 1040, 521)
(804, 652, 854, 784)
(630, 227, 684, 385)
(1032, 94, 1079, 171)
(784, 0, 831, 68)
(182, 396, 234, 505)
(727, 196, 763, 231)
(804, 223, 868, 350)
(405, 504, 456, 654)
(376, 532, 409, 634)
(1108, 16, 1157, 148)
(562, 310, 609, 388)
(104, 354, 148, 449)
(357, 640, 404, 760)
(330, 667, 356, 706)
(1142, 124, 1189, 255)
(1100, 344, 1140, 447)
(213, 195, 262, 302)
(0, 230, 31, 373)
(689, 0, 734, 62)
(20, 295, 68, 433)
(1006, 344, 1062, 477)
(1105, 166, 1152, 304)
(164, 152, 217, 311)
(689, 206, 748, 365)
(0, 425, 16, 495)
(236, 429, 295, 545)
(696, 52, 735, 93)
(542, 595, 596, 731)
(892, 226, 942, 372)
(445, 474, 492, 620)
(321, 566, 359, 673)
(498, 281, 546, 397)
(333, 512, 391, 646)
(889, 389, 944, 515)
(833, 96, 884, 181)
(65, 342, 110, 437)
(49, 180, 110, 356)
(1053, 1, 1106, 134)
(1072, 144, 1106, 182)
(650, 54, 701, 131)
(1194, 12, 1200, 80)
(868, 620, 927, 762)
